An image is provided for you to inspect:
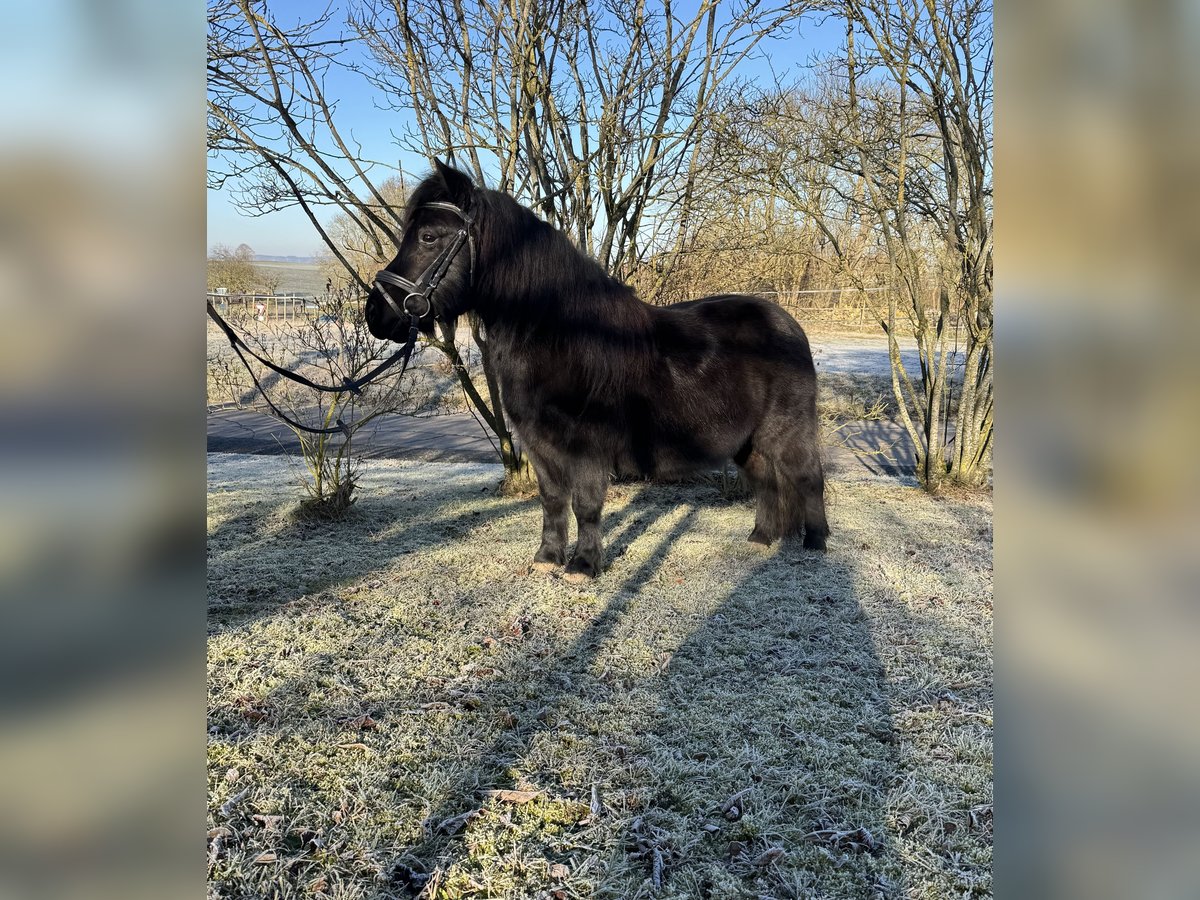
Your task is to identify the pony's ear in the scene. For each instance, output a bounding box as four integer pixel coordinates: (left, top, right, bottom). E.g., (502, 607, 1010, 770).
(433, 159, 475, 211)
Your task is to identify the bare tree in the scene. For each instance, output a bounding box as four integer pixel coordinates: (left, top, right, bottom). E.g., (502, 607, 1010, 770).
(349, 0, 801, 292)
(318, 176, 413, 290)
(207, 0, 406, 289)
(208, 289, 438, 517)
(712, 0, 992, 490)
(840, 0, 992, 489)
(208, 241, 281, 294)
(208, 0, 531, 487)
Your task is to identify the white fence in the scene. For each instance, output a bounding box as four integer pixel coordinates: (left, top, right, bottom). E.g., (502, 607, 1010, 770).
(208, 293, 317, 321)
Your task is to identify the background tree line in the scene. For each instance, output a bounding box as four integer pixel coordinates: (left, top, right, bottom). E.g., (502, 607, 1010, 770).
(207, 241, 282, 295)
(208, 0, 992, 491)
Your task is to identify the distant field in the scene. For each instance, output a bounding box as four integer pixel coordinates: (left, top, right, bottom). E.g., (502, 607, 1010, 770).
(255, 260, 328, 297)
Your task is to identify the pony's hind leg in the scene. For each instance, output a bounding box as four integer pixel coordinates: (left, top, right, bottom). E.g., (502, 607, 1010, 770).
(794, 447, 829, 550)
(737, 445, 784, 545)
(564, 466, 609, 581)
(745, 416, 829, 550)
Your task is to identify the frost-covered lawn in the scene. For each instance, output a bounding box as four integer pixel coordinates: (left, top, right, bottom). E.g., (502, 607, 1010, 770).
(208, 455, 992, 899)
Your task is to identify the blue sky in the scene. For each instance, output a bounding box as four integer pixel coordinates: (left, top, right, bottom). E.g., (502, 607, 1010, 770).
(206, 2, 849, 258)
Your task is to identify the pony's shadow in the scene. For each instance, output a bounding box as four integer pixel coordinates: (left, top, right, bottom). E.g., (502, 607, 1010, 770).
(627, 558, 903, 897)
(374, 484, 902, 898)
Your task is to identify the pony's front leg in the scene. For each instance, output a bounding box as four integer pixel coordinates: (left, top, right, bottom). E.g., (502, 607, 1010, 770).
(564, 468, 609, 581)
(529, 452, 569, 571)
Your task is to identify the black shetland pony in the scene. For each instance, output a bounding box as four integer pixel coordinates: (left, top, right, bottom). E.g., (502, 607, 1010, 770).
(367, 161, 827, 580)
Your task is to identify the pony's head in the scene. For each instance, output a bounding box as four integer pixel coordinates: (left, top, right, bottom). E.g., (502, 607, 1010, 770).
(366, 160, 479, 340)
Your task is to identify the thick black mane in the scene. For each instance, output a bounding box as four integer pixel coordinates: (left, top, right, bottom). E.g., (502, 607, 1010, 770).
(427, 180, 655, 396)
(369, 162, 828, 579)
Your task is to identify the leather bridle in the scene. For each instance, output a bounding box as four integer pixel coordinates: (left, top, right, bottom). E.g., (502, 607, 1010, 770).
(204, 200, 477, 440)
(373, 200, 476, 334)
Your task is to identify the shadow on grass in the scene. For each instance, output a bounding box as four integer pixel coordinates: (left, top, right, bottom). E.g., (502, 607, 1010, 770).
(364, 484, 905, 899)
(204, 480, 993, 900)
(609, 556, 904, 899)
(835, 420, 916, 478)
(205, 472, 710, 638)
(207, 488, 530, 634)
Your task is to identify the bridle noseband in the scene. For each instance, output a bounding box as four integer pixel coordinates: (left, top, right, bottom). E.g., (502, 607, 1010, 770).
(374, 200, 476, 334)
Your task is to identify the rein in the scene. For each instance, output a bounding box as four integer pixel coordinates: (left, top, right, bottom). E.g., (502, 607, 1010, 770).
(207, 301, 419, 439)
(207, 199, 475, 440)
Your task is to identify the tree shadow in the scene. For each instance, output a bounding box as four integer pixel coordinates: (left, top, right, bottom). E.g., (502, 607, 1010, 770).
(205, 475, 698, 636)
(207, 486, 530, 634)
(836, 420, 916, 478)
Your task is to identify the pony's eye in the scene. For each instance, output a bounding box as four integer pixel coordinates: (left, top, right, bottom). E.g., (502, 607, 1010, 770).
(419, 231, 436, 244)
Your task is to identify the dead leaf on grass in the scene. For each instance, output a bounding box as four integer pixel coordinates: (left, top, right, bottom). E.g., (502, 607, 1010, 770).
(344, 714, 378, 731)
(389, 861, 431, 892)
(436, 809, 483, 834)
(253, 851, 278, 864)
(219, 787, 249, 817)
(251, 814, 284, 833)
(721, 788, 752, 821)
(548, 862, 570, 881)
(752, 847, 786, 867)
(336, 742, 371, 752)
(233, 696, 269, 722)
(207, 827, 232, 867)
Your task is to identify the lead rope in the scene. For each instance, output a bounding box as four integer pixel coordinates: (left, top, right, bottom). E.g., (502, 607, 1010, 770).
(208, 301, 420, 438)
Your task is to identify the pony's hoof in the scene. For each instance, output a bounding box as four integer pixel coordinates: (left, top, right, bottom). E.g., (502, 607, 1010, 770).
(563, 556, 600, 582)
(532, 546, 566, 571)
(747, 529, 773, 547)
